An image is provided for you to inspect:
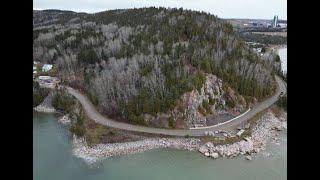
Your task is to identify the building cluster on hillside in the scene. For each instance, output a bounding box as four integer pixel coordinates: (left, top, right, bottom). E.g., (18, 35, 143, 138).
(33, 61, 59, 88)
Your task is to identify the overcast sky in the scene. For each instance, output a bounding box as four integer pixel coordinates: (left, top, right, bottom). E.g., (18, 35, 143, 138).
(33, 0, 287, 20)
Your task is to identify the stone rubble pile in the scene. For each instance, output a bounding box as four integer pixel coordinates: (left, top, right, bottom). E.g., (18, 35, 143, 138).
(33, 105, 56, 113)
(198, 111, 287, 159)
(58, 114, 71, 125)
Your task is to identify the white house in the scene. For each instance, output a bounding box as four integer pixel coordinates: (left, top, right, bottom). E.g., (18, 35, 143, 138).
(42, 64, 53, 72)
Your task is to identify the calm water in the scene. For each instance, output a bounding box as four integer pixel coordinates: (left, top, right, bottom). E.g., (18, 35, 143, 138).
(33, 112, 287, 180)
(278, 47, 287, 73)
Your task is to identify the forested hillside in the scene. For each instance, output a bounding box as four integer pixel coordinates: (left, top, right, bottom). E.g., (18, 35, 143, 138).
(33, 7, 279, 127)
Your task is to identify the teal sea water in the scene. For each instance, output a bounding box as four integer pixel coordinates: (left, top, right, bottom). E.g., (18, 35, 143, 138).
(33, 112, 287, 180)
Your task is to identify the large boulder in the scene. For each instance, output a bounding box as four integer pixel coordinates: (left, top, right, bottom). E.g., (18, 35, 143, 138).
(199, 145, 208, 154)
(245, 155, 252, 160)
(206, 142, 214, 148)
(210, 152, 219, 159)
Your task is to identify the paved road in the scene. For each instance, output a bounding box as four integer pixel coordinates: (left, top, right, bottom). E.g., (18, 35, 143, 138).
(66, 76, 286, 137)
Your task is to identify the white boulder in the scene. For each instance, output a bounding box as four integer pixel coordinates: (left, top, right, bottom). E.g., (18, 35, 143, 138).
(245, 155, 252, 160)
(199, 146, 208, 154)
(210, 152, 219, 159)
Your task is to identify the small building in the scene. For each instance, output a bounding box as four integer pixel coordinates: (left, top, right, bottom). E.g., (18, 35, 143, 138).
(38, 76, 52, 81)
(42, 64, 53, 72)
(37, 76, 60, 88)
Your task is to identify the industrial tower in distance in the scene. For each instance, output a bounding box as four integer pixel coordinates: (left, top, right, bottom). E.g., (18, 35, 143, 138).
(272, 15, 278, 28)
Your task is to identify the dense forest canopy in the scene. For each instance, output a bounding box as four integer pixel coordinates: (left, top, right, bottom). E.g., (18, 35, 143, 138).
(33, 7, 280, 124)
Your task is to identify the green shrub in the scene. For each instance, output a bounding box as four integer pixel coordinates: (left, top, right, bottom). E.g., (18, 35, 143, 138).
(168, 117, 175, 128)
(70, 109, 85, 137)
(276, 95, 287, 111)
(128, 114, 146, 125)
(198, 105, 207, 115)
(87, 90, 99, 106)
(52, 89, 75, 113)
(225, 98, 236, 108)
(192, 72, 205, 92)
(78, 49, 99, 64)
(33, 81, 50, 107)
(202, 100, 213, 114)
(208, 97, 216, 105)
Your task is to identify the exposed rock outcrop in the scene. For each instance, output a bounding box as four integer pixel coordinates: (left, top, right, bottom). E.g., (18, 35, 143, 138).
(176, 74, 224, 128)
(145, 74, 246, 128)
(34, 92, 56, 113)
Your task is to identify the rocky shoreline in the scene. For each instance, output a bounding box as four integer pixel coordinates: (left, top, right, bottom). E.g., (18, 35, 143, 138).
(72, 136, 201, 164)
(33, 105, 56, 113)
(72, 110, 286, 164)
(198, 111, 287, 159)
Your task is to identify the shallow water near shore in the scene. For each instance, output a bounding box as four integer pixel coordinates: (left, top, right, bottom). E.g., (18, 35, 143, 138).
(33, 112, 286, 180)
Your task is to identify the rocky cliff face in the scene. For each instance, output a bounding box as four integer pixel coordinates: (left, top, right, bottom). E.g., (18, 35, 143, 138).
(174, 74, 224, 128)
(144, 74, 246, 129)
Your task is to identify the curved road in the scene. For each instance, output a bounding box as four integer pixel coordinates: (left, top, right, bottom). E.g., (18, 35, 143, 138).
(66, 76, 286, 137)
